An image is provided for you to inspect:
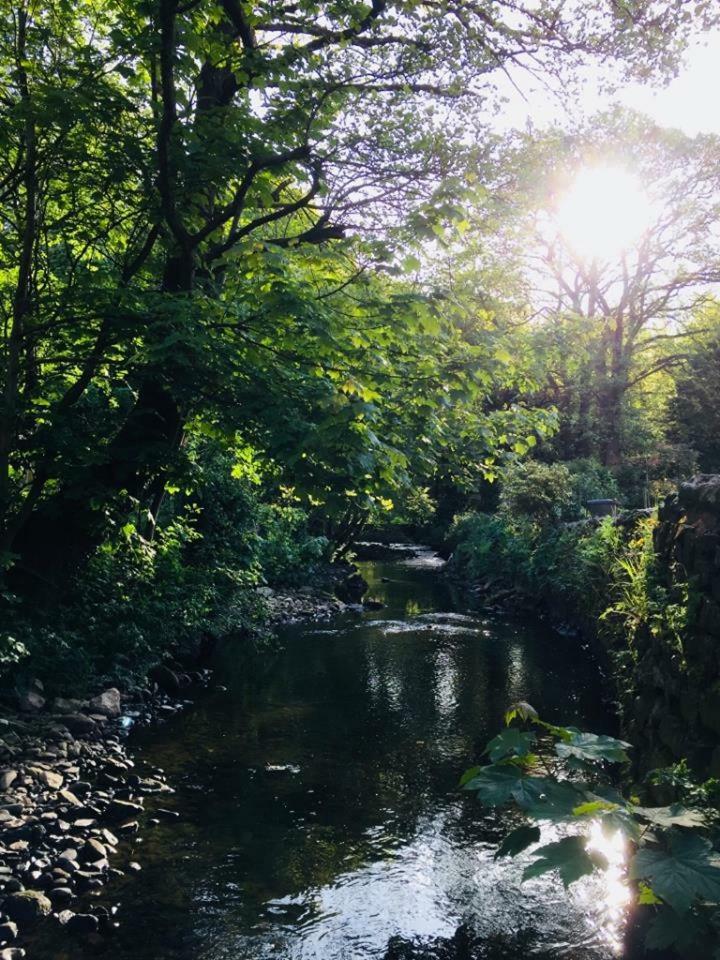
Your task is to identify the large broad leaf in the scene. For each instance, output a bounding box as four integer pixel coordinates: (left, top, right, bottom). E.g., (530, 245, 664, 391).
(462, 764, 525, 805)
(600, 807, 641, 842)
(645, 906, 708, 951)
(630, 829, 720, 914)
(523, 835, 606, 887)
(634, 805, 707, 829)
(555, 732, 630, 764)
(513, 777, 586, 821)
(484, 728, 536, 762)
(494, 825, 541, 860)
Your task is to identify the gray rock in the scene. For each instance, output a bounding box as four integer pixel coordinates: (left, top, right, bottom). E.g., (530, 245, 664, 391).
(17, 690, 45, 713)
(89, 687, 120, 717)
(104, 798, 142, 822)
(0, 921, 18, 943)
(0, 948, 26, 960)
(79, 838, 106, 864)
(1, 889, 52, 924)
(52, 698, 86, 714)
(0, 770, 17, 790)
(28, 767, 63, 790)
(62, 714, 96, 736)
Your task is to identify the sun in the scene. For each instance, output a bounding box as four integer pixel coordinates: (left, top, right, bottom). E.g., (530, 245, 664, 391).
(555, 166, 654, 263)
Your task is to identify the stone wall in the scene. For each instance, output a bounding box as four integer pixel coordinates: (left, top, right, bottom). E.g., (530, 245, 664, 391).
(624, 475, 720, 776)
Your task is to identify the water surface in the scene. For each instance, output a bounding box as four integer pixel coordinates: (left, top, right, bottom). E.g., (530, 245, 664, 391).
(38, 546, 623, 960)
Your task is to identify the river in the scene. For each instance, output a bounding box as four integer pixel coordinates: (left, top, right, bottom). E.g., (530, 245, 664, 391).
(35, 545, 627, 960)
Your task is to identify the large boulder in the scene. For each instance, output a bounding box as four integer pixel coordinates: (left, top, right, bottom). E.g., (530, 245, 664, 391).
(88, 688, 121, 718)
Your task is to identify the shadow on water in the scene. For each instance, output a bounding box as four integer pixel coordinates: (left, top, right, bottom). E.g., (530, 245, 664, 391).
(34, 546, 623, 960)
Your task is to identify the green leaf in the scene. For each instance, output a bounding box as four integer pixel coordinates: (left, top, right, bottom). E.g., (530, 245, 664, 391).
(555, 731, 630, 764)
(484, 728, 536, 762)
(523, 835, 606, 888)
(495, 825, 541, 859)
(645, 906, 707, 951)
(504, 701, 538, 726)
(513, 777, 586, 821)
(600, 807, 641, 841)
(630, 829, 720, 914)
(634, 805, 707, 829)
(461, 763, 524, 805)
(637, 882, 662, 905)
(459, 765, 482, 788)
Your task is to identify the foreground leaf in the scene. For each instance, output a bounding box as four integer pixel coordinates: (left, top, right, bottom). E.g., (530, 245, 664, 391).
(630, 829, 720, 914)
(513, 777, 586, 821)
(495, 825, 541, 859)
(484, 728, 536, 762)
(462, 764, 524, 805)
(523, 835, 606, 887)
(645, 906, 708, 951)
(555, 732, 630, 764)
(634, 805, 707, 829)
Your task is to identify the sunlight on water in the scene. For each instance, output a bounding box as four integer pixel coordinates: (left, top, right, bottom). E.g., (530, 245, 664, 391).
(585, 822, 632, 954)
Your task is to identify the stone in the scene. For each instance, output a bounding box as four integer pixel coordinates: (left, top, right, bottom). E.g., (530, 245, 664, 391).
(58, 789, 82, 807)
(0, 770, 17, 791)
(0, 948, 26, 960)
(48, 887, 74, 908)
(0, 922, 18, 943)
(17, 690, 44, 713)
(79, 838, 106, 864)
(65, 913, 99, 936)
(147, 664, 180, 696)
(104, 799, 143, 823)
(89, 687, 121, 717)
(29, 768, 63, 790)
(362, 598, 385, 610)
(62, 714, 96, 736)
(1, 890, 52, 924)
(52, 697, 85, 714)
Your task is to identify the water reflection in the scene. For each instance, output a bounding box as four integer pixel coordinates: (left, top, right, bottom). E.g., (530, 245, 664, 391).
(32, 547, 622, 960)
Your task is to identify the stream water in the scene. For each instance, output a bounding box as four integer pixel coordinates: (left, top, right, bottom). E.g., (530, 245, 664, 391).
(36, 545, 627, 960)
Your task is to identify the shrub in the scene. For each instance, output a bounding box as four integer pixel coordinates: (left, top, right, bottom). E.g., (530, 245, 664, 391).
(498, 461, 575, 526)
(566, 457, 620, 513)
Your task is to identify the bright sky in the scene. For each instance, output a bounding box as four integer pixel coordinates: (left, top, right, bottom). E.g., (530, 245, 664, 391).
(495, 30, 720, 137)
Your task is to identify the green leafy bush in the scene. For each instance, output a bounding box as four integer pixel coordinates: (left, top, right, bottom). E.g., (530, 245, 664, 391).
(1, 445, 329, 693)
(499, 460, 575, 526)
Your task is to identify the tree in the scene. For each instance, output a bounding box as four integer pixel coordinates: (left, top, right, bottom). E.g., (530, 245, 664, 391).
(0, 2, 715, 588)
(494, 112, 720, 466)
(667, 303, 720, 473)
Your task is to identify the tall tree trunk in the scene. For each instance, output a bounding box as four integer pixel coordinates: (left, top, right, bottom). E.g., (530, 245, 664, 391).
(0, 7, 36, 517)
